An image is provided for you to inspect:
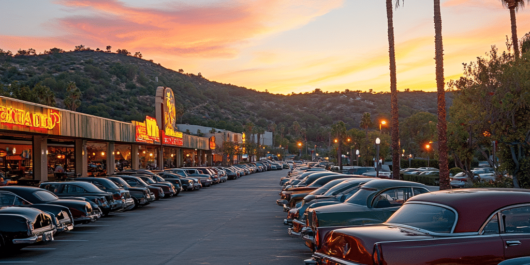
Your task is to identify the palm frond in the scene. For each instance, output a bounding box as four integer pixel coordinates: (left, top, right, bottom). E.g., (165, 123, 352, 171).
(395, 0, 405, 9)
(500, 0, 529, 11)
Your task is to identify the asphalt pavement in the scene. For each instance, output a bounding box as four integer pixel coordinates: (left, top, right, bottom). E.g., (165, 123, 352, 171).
(1, 169, 311, 265)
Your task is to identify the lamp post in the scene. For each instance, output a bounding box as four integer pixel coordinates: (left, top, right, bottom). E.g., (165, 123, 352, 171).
(334, 138, 341, 170)
(380, 120, 387, 134)
(375, 138, 381, 178)
(347, 138, 353, 166)
(425, 144, 431, 167)
(355, 149, 359, 166)
(409, 154, 412, 168)
(297, 142, 302, 158)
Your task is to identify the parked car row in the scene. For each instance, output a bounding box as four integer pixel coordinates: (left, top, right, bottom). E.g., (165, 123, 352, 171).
(0, 162, 277, 255)
(279, 163, 530, 264)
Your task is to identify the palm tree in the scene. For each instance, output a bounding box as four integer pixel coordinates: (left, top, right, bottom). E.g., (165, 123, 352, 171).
(434, 0, 450, 190)
(501, 0, 529, 58)
(386, 0, 403, 179)
(331, 121, 347, 171)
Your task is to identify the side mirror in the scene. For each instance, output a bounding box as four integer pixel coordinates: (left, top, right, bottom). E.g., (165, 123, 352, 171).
(304, 195, 316, 202)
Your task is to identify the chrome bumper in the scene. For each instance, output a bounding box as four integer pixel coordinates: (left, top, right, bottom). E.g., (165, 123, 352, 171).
(124, 198, 135, 210)
(13, 231, 54, 244)
(308, 253, 366, 265)
(283, 204, 290, 212)
(284, 218, 292, 225)
(288, 227, 301, 236)
(276, 199, 287, 206)
(57, 222, 74, 232)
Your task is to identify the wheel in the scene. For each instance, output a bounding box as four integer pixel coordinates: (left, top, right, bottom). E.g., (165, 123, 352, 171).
(132, 198, 139, 209)
(175, 189, 180, 196)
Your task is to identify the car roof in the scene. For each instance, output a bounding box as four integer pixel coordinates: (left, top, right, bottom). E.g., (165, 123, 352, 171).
(360, 179, 428, 190)
(408, 189, 530, 232)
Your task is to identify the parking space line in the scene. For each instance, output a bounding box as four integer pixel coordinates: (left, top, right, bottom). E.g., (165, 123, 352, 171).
(0, 262, 35, 263)
(23, 248, 56, 250)
(78, 225, 110, 227)
(70, 231, 98, 234)
(53, 240, 88, 242)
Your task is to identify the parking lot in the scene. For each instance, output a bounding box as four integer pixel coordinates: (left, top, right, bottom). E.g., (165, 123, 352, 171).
(1, 170, 310, 265)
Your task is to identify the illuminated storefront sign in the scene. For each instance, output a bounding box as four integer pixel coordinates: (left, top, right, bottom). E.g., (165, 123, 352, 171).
(135, 116, 160, 144)
(0, 105, 61, 133)
(209, 136, 216, 150)
(156, 87, 183, 146)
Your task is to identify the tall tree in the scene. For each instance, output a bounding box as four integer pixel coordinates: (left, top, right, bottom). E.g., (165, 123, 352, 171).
(386, 0, 403, 179)
(64, 81, 82, 111)
(331, 121, 347, 170)
(501, 0, 529, 58)
(434, 0, 450, 190)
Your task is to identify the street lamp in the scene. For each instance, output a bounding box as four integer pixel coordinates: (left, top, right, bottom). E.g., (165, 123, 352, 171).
(355, 149, 359, 166)
(425, 144, 431, 167)
(375, 138, 381, 178)
(297, 142, 302, 157)
(380, 120, 387, 134)
(409, 154, 413, 168)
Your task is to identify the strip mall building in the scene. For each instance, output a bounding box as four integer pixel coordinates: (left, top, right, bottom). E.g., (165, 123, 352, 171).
(0, 87, 212, 184)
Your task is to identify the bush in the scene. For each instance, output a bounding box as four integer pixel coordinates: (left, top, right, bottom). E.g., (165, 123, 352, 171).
(403, 174, 439, 186)
(472, 177, 513, 188)
(449, 167, 463, 176)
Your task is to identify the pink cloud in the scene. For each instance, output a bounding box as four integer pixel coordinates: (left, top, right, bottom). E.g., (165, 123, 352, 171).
(0, 0, 343, 58)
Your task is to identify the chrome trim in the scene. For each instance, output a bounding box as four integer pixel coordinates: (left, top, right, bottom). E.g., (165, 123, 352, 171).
(369, 186, 414, 209)
(478, 211, 501, 235)
(12, 235, 38, 244)
(293, 219, 306, 226)
(312, 253, 366, 265)
(375, 231, 501, 245)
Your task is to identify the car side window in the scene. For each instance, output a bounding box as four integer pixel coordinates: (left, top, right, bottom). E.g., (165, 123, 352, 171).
(13, 196, 31, 206)
(482, 214, 500, 235)
(373, 188, 413, 208)
(92, 182, 106, 190)
(125, 179, 138, 186)
(0, 193, 16, 206)
(65, 185, 87, 193)
(502, 206, 530, 233)
(413, 188, 429, 196)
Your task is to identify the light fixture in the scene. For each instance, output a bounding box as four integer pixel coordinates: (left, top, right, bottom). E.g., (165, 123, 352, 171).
(143, 151, 146, 154)
(101, 152, 105, 156)
(316, 153, 319, 156)
(171, 154, 174, 157)
(149, 153, 153, 157)
(355, 149, 359, 155)
(82, 150, 85, 156)
(93, 152, 96, 156)
(46, 150, 49, 155)
(381, 120, 387, 125)
(117, 151, 120, 155)
(186, 154, 190, 157)
(334, 139, 338, 143)
(347, 138, 351, 142)
(12, 148, 16, 154)
(57, 155, 61, 159)
(426, 144, 431, 150)
(375, 138, 381, 145)
(112, 151, 115, 155)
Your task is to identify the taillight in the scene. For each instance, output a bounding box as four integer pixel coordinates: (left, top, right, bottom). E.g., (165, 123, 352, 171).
(312, 212, 319, 228)
(113, 193, 121, 200)
(314, 229, 320, 250)
(373, 243, 383, 265)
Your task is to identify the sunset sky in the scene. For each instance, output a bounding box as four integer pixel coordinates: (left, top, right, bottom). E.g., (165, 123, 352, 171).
(1, 0, 529, 94)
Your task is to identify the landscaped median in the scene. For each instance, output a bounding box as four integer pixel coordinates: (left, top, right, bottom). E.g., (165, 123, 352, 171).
(402, 173, 439, 186)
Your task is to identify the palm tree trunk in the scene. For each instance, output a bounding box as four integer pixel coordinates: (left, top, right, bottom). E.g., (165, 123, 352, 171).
(510, 6, 520, 58)
(386, 0, 400, 179)
(434, 0, 450, 190)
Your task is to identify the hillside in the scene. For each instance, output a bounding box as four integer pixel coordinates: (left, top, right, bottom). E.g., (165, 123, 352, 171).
(0, 50, 451, 141)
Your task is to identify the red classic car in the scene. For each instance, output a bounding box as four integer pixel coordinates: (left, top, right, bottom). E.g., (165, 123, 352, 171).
(306, 189, 530, 265)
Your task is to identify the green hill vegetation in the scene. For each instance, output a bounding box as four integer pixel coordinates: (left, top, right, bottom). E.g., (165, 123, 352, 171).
(0, 47, 450, 153)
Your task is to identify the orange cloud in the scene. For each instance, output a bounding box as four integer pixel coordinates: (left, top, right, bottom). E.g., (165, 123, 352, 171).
(0, 0, 343, 58)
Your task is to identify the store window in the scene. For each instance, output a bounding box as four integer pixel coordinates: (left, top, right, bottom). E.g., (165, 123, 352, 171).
(87, 142, 108, 177)
(47, 144, 75, 181)
(163, 148, 178, 169)
(115, 144, 132, 172)
(139, 145, 159, 170)
(0, 141, 33, 181)
(182, 149, 196, 167)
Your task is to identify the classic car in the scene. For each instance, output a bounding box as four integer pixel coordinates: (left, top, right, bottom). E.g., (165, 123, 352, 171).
(0, 186, 99, 224)
(39, 181, 112, 216)
(282, 171, 336, 190)
(277, 172, 342, 206)
(210, 167, 228, 183)
(135, 175, 177, 197)
(76, 177, 135, 211)
(117, 175, 165, 200)
(181, 168, 213, 187)
(107, 176, 152, 207)
(158, 171, 198, 191)
(285, 178, 373, 227)
(303, 179, 430, 250)
(0, 207, 55, 252)
(306, 188, 530, 265)
(0, 190, 74, 233)
(152, 174, 183, 192)
(282, 175, 372, 212)
(223, 168, 240, 180)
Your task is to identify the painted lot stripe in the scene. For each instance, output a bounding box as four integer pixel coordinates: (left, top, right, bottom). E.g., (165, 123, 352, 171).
(70, 231, 98, 234)
(0, 262, 35, 264)
(53, 240, 88, 242)
(78, 225, 109, 227)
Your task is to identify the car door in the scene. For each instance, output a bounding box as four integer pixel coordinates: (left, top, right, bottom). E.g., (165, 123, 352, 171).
(500, 205, 530, 259)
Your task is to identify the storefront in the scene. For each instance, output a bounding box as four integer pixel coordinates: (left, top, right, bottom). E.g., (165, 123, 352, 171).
(0, 86, 211, 184)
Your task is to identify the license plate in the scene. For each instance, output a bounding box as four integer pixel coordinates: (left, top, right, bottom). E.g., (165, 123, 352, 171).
(43, 231, 54, 242)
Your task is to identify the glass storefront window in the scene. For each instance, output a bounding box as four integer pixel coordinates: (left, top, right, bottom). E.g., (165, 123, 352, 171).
(182, 149, 196, 167)
(163, 148, 177, 169)
(87, 142, 108, 177)
(115, 144, 132, 172)
(47, 145, 75, 181)
(139, 145, 159, 170)
(0, 142, 33, 181)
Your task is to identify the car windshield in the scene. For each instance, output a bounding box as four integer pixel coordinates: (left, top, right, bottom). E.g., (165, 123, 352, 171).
(324, 181, 361, 196)
(154, 176, 166, 182)
(345, 188, 375, 205)
(33, 190, 59, 202)
(311, 179, 345, 194)
(141, 177, 156, 184)
(96, 179, 121, 190)
(110, 178, 131, 188)
(386, 203, 456, 233)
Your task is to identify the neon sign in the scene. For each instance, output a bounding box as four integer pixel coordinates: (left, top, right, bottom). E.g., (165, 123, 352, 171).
(135, 116, 160, 144)
(0, 106, 61, 132)
(157, 87, 184, 146)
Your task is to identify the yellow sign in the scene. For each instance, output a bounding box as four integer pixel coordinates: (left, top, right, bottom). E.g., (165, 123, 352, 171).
(0, 106, 60, 131)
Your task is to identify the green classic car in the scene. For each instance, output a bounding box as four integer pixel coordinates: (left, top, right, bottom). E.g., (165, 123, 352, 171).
(304, 179, 430, 248)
